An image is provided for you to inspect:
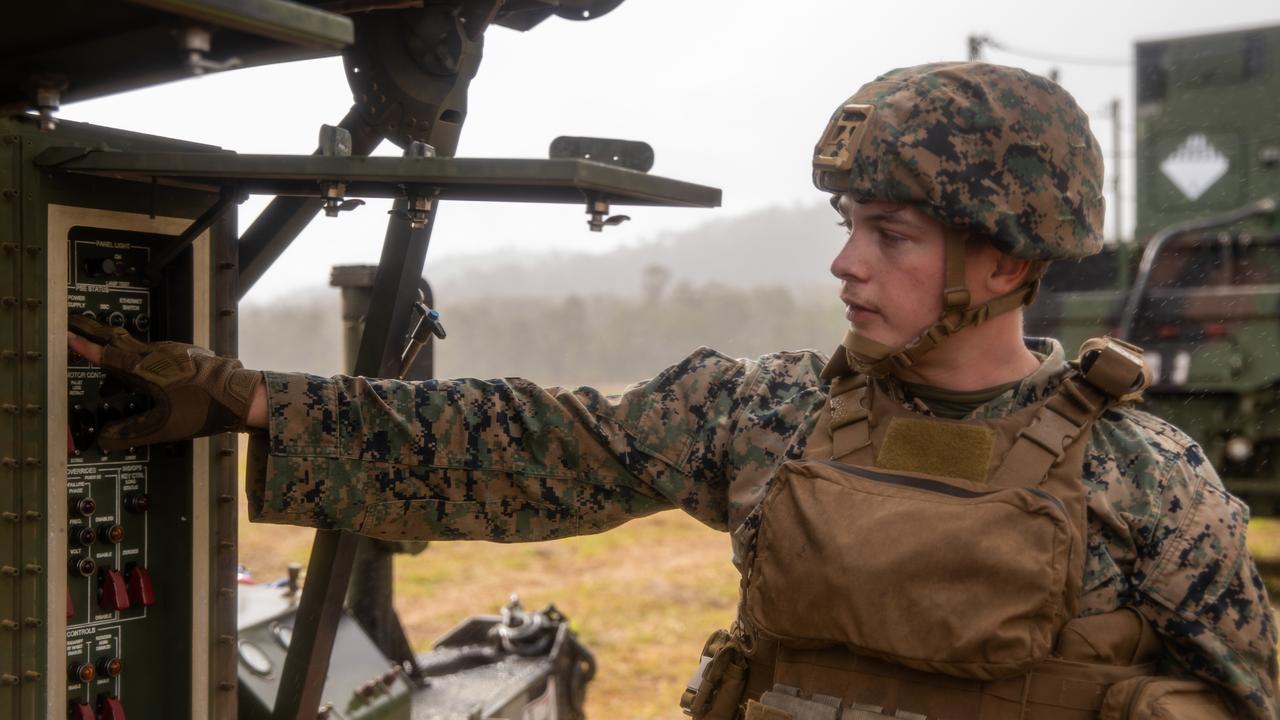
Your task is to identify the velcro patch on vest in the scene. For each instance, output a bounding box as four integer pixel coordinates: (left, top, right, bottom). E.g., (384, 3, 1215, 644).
(875, 417, 995, 484)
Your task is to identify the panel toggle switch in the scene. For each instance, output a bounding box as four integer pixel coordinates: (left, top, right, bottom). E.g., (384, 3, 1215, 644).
(66, 588, 74, 619)
(97, 694, 126, 720)
(68, 701, 94, 720)
(97, 569, 130, 611)
(125, 565, 155, 607)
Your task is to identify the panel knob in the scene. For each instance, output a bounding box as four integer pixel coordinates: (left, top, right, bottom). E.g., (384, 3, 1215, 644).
(69, 556, 96, 578)
(123, 492, 149, 514)
(97, 524, 124, 545)
(68, 662, 94, 685)
(82, 258, 123, 278)
(96, 656, 124, 679)
(74, 496, 96, 517)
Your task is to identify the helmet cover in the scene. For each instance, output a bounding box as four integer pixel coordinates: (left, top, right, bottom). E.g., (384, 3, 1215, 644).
(813, 62, 1105, 260)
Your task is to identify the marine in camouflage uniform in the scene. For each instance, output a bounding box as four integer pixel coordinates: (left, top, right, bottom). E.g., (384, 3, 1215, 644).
(68, 62, 1278, 718)
(244, 335, 1277, 717)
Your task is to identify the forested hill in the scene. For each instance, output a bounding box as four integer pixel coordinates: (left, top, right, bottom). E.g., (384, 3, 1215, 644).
(239, 201, 848, 386)
(428, 201, 840, 301)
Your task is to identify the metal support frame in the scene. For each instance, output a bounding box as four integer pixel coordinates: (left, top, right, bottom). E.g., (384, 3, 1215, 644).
(331, 264, 431, 679)
(148, 186, 239, 279)
(272, 175, 439, 720)
(236, 107, 382, 299)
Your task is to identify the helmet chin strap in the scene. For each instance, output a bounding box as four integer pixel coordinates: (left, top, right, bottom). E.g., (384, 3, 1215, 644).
(823, 228, 1041, 381)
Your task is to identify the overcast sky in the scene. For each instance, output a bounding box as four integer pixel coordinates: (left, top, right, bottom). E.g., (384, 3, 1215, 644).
(62, 1, 1278, 305)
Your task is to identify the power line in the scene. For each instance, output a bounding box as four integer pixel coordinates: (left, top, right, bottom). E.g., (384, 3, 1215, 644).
(971, 35, 1131, 67)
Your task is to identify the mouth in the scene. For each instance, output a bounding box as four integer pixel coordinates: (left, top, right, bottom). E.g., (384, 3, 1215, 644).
(843, 296, 880, 322)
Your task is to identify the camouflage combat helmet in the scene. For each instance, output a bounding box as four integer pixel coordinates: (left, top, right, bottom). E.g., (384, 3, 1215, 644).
(814, 62, 1107, 378)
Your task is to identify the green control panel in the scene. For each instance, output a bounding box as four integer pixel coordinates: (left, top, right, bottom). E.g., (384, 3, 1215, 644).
(0, 116, 239, 720)
(64, 229, 193, 717)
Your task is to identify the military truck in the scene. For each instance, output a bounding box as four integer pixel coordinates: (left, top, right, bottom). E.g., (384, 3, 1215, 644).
(1026, 23, 1280, 514)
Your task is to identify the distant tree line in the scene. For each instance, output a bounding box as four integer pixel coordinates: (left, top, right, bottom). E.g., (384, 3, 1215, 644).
(239, 282, 848, 389)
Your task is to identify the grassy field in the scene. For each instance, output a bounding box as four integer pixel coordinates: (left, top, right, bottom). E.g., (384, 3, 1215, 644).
(240, 491, 1280, 719)
(238, 502, 739, 718)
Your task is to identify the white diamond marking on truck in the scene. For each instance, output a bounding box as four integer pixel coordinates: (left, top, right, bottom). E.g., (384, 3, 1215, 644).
(1160, 133, 1229, 201)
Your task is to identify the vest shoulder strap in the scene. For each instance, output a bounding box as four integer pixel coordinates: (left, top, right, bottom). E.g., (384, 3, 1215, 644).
(826, 374, 871, 461)
(992, 337, 1151, 488)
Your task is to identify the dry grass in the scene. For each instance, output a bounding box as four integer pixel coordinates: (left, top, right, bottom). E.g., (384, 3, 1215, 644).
(238, 496, 736, 718)
(239, 462, 1280, 719)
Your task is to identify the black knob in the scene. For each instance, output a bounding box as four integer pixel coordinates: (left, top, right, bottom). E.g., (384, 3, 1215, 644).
(82, 258, 118, 278)
(95, 656, 123, 678)
(123, 493, 149, 514)
(75, 497, 96, 517)
(68, 556, 96, 578)
(76, 527, 96, 546)
(68, 662, 95, 684)
(132, 313, 150, 333)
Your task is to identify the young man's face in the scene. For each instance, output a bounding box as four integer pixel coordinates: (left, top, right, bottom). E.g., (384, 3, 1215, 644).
(829, 195, 949, 350)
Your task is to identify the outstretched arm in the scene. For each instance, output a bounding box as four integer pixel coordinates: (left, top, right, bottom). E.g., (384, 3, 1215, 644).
(246, 347, 763, 541)
(69, 319, 774, 541)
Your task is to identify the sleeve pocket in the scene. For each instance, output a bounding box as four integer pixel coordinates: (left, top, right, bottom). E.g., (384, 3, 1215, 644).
(1139, 479, 1248, 618)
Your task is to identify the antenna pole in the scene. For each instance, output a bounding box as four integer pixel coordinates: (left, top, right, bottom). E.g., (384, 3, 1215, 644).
(1111, 97, 1123, 243)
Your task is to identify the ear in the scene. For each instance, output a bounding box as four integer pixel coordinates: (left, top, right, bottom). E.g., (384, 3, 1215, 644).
(966, 242, 1033, 298)
(987, 252, 1035, 295)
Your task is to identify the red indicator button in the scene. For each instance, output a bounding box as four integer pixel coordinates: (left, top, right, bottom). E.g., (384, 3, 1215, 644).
(69, 701, 94, 720)
(126, 566, 156, 607)
(97, 569, 130, 611)
(97, 694, 126, 720)
(96, 656, 124, 678)
(69, 662, 95, 684)
(97, 524, 124, 545)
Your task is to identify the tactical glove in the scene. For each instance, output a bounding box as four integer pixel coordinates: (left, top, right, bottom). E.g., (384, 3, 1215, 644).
(68, 315, 262, 452)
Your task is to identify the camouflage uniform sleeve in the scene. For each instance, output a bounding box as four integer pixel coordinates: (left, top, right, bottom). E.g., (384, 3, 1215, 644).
(243, 347, 766, 542)
(1132, 440, 1278, 719)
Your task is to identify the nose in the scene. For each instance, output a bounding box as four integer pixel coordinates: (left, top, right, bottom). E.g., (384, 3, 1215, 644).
(830, 231, 870, 282)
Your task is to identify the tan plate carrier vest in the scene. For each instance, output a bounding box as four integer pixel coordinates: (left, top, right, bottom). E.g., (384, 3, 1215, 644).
(680, 338, 1234, 720)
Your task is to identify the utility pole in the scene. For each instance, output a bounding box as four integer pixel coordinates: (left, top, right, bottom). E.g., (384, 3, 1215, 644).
(968, 34, 986, 60)
(1110, 98, 1123, 243)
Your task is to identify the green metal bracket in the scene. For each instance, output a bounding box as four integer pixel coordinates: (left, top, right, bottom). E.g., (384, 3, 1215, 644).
(33, 150, 723, 208)
(125, 0, 354, 50)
